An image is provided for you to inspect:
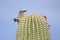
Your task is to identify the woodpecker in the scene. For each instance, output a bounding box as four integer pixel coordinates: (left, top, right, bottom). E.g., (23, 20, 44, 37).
(13, 10, 27, 22)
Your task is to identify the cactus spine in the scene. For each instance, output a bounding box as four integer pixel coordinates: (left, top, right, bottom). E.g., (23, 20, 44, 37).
(16, 14, 50, 40)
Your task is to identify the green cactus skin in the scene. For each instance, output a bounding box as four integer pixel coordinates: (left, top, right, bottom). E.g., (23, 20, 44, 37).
(16, 14, 50, 40)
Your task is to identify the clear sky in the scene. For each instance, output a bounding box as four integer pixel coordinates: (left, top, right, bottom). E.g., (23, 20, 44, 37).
(0, 0, 60, 40)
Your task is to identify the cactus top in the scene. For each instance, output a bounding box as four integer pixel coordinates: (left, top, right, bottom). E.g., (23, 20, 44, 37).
(16, 14, 50, 40)
(19, 14, 47, 22)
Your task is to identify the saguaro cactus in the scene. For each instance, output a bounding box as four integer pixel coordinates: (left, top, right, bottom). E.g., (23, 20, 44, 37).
(15, 14, 50, 40)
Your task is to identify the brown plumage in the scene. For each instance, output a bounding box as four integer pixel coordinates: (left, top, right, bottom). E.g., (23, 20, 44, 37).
(14, 10, 27, 22)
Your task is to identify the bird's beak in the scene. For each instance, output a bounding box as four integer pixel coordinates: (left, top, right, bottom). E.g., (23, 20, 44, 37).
(24, 10, 27, 12)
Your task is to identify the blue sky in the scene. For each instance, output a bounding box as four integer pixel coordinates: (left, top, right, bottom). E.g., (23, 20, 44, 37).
(0, 0, 60, 40)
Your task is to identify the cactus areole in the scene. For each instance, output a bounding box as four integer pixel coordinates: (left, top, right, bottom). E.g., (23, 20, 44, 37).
(14, 11, 50, 40)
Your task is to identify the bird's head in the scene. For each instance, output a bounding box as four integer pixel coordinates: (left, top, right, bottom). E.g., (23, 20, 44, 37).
(19, 10, 27, 14)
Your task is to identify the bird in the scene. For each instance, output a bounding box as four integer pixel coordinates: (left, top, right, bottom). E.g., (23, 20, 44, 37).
(13, 10, 27, 22)
(18, 10, 27, 19)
